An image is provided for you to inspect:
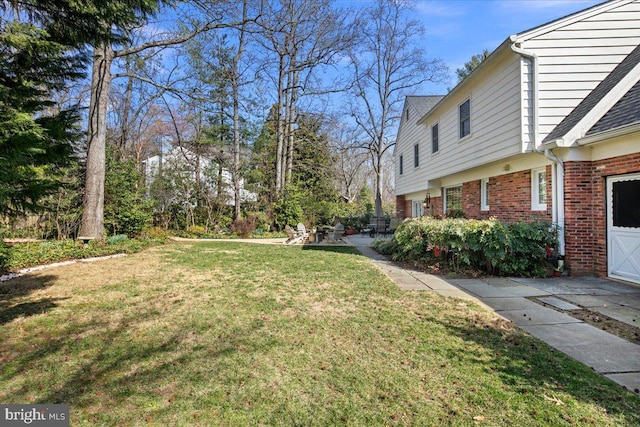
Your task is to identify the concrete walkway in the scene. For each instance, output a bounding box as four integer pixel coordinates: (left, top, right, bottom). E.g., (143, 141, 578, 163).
(346, 234, 640, 395)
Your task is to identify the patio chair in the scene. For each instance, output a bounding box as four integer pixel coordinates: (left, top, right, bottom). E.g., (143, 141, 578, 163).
(326, 223, 345, 243)
(387, 218, 398, 235)
(284, 225, 303, 244)
(376, 217, 387, 238)
(297, 223, 310, 241)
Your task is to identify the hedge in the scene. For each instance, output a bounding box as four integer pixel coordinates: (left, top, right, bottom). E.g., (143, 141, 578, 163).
(374, 217, 558, 277)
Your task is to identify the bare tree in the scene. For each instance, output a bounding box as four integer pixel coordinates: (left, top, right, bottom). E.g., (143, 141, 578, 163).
(256, 0, 354, 196)
(79, 2, 254, 239)
(347, 0, 447, 217)
(328, 118, 372, 203)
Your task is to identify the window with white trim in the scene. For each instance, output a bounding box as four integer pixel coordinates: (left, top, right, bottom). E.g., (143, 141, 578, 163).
(444, 186, 462, 213)
(414, 144, 419, 167)
(412, 200, 424, 218)
(459, 99, 471, 139)
(481, 178, 490, 211)
(531, 168, 547, 211)
(399, 155, 403, 175)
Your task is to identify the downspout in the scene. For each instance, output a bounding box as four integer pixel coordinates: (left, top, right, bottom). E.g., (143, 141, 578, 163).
(510, 40, 565, 257)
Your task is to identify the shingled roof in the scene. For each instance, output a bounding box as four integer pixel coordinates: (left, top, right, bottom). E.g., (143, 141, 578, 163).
(542, 43, 640, 144)
(406, 95, 445, 118)
(586, 78, 640, 136)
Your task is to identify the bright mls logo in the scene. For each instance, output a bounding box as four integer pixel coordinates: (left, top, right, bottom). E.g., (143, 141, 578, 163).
(1, 405, 69, 426)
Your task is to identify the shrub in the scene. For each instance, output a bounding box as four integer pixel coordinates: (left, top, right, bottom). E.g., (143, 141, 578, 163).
(186, 225, 206, 238)
(390, 217, 557, 277)
(107, 234, 128, 245)
(4, 238, 156, 271)
(0, 240, 11, 272)
(140, 226, 171, 241)
(231, 217, 256, 237)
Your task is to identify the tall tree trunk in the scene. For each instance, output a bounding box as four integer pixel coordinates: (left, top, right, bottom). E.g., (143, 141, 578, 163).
(232, 0, 248, 221)
(275, 54, 285, 194)
(120, 56, 134, 152)
(285, 70, 298, 185)
(79, 42, 113, 239)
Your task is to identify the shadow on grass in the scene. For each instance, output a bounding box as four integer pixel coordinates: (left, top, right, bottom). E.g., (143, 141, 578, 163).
(2, 301, 279, 424)
(429, 312, 640, 424)
(0, 274, 64, 324)
(301, 245, 362, 255)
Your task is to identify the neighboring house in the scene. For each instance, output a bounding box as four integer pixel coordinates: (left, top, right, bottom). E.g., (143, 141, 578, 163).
(143, 146, 256, 206)
(395, 0, 640, 283)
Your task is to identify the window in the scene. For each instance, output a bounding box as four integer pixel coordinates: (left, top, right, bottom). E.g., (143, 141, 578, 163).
(405, 108, 409, 121)
(481, 178, 490, 211)
(414, 144, 419, 167)
(399, 155, 403, 175)
(459, 99, 471, 139)
(612, 180, 640, 227)
(444, 186, 462, 212)
(531, 168, 547, 211)
(412, 201, 424, 218)
(432, 124, 439, 153)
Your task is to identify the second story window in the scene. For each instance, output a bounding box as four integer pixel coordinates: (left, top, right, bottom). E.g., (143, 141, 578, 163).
(459, 99, 471, 139)
(432, 123, 439, 153)
(399, 155, 404, 175)
(414, 144, 419, 167)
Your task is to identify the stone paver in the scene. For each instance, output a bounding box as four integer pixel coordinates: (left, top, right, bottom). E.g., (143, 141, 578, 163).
(346, 234, 640, 395)
(499, 307, 583, 326)
(537, 296, 582, 310)
(593, 304, 640, 327)
(479, 297, 542, 311)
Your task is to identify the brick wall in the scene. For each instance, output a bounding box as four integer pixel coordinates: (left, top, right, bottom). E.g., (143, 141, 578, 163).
(565, 152, 640, 276)
(396, 195, 412, 220)
(564, 161, 597, 275)
(396, 195, 405, 219)
(427, 196, 443, 217)
(459, 169, 552, 223)
(462, 181, 481, 218)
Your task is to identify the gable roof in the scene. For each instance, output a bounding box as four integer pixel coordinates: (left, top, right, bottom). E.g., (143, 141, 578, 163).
(513, 0, 632, 42)
(406, 95, 444, 118)
(542, 43, 640, 144)
(586, 78, 640, 136)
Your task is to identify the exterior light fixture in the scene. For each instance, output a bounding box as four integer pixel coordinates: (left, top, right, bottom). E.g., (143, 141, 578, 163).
(422, 193, 431, 209)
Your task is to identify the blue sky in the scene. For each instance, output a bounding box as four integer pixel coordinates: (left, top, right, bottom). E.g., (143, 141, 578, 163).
(404, 0, 604, 93)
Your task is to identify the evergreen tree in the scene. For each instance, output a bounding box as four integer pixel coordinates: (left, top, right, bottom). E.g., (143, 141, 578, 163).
(456, 49, 490, 83)
(0, 21, 83, 216)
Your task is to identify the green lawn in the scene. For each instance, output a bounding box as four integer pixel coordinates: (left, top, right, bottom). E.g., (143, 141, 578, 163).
(1, 242, 638, 426)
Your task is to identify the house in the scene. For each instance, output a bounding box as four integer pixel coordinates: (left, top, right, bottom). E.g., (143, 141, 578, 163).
(143, 146, 256, 206)
(395, 0, 640, 283)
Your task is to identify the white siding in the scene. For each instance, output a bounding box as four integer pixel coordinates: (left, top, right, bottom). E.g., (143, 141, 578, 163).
(522, 1, 640, 139)
(395, 102, 431, 195)
(418, 52, 522, 185)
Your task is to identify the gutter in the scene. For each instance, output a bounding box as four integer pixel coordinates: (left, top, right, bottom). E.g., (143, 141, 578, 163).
(577, 122, 640, 146)
(510, 39, 565, 257)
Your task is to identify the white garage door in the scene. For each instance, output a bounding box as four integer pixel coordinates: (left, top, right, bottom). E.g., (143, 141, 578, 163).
(607, 173, 640, 284)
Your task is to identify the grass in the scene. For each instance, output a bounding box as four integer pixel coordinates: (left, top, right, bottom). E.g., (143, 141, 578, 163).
(1, 241, 639, 426)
